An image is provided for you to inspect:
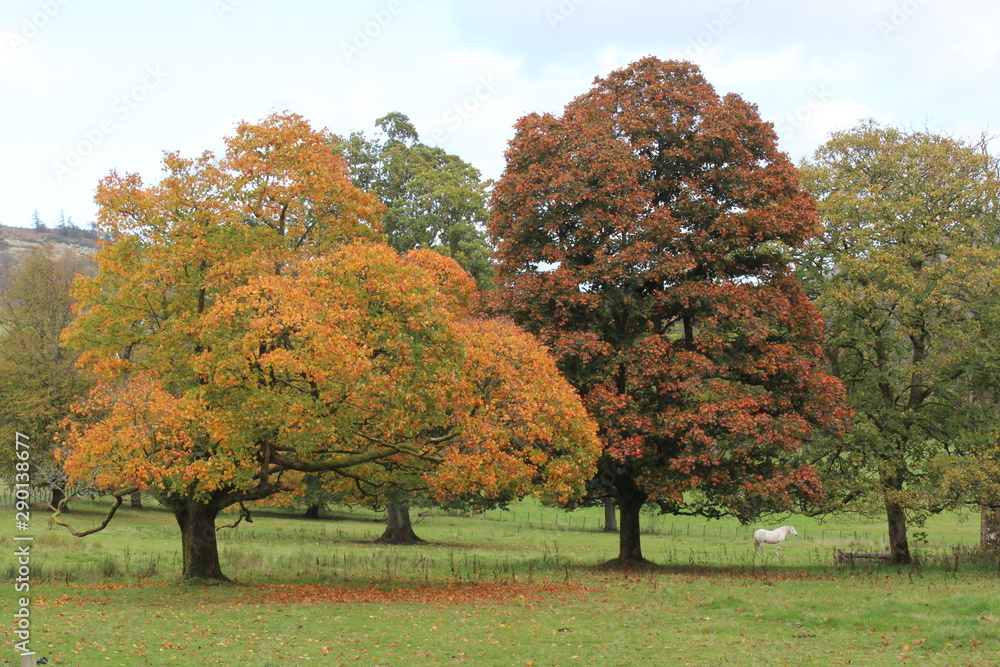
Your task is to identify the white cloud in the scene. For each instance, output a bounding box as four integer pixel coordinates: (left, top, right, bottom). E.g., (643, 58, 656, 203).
(694, 45, 810, 87)
(0, 30, 75, 96)
(593, 46, 641, 78)
(427, 48, 524, 85)
(2, 2, 998, 228)
(950, 21, 1000, 69)
(772, 98, 888, 160)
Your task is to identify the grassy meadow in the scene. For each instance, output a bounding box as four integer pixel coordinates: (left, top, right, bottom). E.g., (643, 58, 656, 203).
(4, 497, 1000, 665)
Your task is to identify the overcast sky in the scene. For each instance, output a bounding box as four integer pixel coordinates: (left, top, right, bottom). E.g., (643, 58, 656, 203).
(2, 0, 998, 229)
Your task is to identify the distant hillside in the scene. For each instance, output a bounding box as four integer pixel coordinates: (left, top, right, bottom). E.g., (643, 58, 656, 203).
(0, 225, 99, 259)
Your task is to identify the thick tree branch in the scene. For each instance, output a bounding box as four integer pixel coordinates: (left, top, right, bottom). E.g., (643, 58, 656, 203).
(50, 485, 139, 537)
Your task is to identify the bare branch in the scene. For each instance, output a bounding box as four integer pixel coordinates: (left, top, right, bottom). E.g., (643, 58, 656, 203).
(217, 502, 253, 531)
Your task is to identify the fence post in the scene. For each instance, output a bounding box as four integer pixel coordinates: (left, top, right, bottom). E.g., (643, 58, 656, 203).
(20, 652, 39, 667)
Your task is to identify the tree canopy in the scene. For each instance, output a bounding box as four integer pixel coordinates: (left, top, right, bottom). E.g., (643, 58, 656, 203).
(489, 57, 848, 565)
(796, 121, 1000, 563)
(338, 112, 495, 287)
(58, 113, 600, 580)
(0, 245, 92, 498)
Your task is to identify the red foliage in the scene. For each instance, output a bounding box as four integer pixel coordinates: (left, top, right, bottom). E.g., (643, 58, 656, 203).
(489, 57, 848, 544)
(35, 581, 586, 608)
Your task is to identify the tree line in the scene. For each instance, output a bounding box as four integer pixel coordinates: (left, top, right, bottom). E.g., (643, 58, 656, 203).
(3, 57, 999, 579)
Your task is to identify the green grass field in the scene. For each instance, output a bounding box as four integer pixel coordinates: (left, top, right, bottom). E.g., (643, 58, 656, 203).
(4, 498, 1000, 665)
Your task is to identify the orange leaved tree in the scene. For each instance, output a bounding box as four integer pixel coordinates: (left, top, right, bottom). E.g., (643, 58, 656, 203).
(318, 249, 601, 543)
(58, 113, 600, 581)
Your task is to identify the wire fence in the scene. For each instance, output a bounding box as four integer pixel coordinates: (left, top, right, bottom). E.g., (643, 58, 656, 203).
(0, 486, 50, 507)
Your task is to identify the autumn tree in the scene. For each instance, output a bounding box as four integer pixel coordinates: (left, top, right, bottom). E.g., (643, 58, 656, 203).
(59, 113, 600, 580)
(338, 112, 495, 287)
(489, 57, 848, 566)
(333, 112, 497, 539)
(313, 250, 599, 543)
(322, 314, 603, 543)
(796, 122, 1000, 562)
(0, 245, 93, 507)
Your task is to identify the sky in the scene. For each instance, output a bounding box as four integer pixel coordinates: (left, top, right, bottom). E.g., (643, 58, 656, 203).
(2, 0, 998, 229)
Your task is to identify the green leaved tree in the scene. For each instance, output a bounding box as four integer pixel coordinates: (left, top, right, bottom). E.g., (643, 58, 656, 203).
(0, 245, 93, 507)
(333, 112, 498, 541)
(796, 121, 1000, 561)
(338, 112, 495, 288)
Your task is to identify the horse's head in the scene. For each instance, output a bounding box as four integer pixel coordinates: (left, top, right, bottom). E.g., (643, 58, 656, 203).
(788, 526, 798, 536)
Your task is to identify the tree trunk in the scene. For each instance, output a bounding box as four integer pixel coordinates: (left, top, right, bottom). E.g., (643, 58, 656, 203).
(130, 491, 142, 509)
(982, 504, 1000, 550)
(50, 485, 68, 512)
(175, 502, 229, 581)
(615, 477, 648, 566)
(304, 503, 320, 519)
(885, 500, 911, 565)
(376, 502, 425, 544)
(602, 497, 618, 533)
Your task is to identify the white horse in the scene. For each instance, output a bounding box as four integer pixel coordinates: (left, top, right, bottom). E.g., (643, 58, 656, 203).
(753, 525, 798, 556)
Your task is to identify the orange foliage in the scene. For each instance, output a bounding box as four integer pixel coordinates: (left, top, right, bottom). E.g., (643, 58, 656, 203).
(60, 113, 599, 528)
(431, 319, 600, 506)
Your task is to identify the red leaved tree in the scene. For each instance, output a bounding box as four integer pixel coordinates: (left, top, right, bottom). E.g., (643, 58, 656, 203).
(489, 58, 849, 566)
